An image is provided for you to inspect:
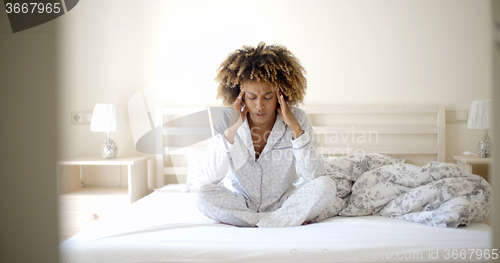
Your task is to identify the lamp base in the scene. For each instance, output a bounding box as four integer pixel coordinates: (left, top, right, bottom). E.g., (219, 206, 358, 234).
(101, 132, 118, 159)
(477, 130, 491, 158)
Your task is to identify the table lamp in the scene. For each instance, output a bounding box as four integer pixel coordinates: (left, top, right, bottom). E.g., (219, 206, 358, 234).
(467, 100, 491, 158)
(90, 104, 126, 158)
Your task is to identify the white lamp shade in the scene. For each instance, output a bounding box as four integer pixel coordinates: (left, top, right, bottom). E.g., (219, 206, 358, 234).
(467, 100, 491, 130)
(90, 104, 126, 132)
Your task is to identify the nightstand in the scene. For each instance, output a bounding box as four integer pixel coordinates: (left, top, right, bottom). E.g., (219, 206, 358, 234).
(57, 156, 150, 241)
(453, 155, 491, 182)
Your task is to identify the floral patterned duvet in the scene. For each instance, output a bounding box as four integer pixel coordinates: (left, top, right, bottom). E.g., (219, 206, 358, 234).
(314, 153, 491, 227)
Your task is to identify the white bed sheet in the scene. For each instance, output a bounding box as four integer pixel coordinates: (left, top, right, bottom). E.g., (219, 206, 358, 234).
(60, 184, 492, 263)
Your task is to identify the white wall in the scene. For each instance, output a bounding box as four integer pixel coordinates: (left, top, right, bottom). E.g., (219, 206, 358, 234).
(56, 0, 492, 185)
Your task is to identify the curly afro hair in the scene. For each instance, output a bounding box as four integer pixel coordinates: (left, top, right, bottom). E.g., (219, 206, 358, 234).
(215, 42, 307, 107)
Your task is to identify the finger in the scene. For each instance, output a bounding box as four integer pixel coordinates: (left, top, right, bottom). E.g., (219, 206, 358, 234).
(278, 93, 282, 102)
(279, 94, 287, 108)
(238, 89, 245, 101)
(241, 105, 248, 121)
(276, 89, 283, 107)
(234, 92, 245, 109)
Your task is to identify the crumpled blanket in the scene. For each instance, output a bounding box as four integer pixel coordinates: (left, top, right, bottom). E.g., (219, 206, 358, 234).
(311, 153, 492, 228)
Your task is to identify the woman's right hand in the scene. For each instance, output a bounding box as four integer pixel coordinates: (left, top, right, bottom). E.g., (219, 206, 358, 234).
(225, 89, 248, 144)
(229, 89, 248, 127)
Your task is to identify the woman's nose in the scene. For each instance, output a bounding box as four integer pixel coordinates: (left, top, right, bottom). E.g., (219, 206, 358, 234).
(256, 98, 264, 109)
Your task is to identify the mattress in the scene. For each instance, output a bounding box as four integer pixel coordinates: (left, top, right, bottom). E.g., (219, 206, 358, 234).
(60, 184, 492, 263)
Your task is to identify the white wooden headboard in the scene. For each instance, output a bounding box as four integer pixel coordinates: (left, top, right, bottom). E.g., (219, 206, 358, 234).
(156, 105, 445, 187)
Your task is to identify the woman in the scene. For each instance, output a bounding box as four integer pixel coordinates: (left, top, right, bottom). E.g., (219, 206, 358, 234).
(197, 42, 336, 227)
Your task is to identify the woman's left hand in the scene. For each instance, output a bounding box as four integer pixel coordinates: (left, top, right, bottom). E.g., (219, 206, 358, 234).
(276, 89, 303, 139)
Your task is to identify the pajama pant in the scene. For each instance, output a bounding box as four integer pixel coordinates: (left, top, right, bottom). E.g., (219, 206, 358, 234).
(196, 175, 337, 227)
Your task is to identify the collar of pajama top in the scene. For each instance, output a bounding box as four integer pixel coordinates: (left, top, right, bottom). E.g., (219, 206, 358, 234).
(220, 107, 322, 212)
(238, 111, 287, 160)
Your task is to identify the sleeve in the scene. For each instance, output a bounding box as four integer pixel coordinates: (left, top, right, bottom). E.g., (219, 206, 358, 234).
(198, 108, 248, 185)
(290, 108, 324, 182)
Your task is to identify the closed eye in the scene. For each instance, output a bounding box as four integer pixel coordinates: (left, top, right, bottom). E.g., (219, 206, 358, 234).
(247, 95, 273, 100)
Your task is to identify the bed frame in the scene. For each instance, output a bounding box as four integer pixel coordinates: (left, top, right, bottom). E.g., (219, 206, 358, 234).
(155, 105, 445, 188)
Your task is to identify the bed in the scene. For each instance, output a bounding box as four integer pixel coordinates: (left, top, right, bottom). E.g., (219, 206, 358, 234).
(60, 105, 493, 263)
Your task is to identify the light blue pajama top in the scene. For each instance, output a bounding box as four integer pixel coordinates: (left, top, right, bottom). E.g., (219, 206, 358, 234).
(199, 107, 324, 213)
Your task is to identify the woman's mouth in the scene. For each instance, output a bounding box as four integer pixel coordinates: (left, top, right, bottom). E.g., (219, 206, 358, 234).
(256, 112, 266, 118)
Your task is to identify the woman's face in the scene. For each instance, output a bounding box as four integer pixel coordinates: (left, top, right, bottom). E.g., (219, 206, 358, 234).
(243, 81, 278, 127)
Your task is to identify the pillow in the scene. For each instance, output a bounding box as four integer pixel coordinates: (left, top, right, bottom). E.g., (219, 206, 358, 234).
(183, 148, 206, 192)
(322, 153, 404, 181)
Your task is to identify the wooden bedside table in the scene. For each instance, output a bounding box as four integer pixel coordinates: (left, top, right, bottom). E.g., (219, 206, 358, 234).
(57, 156, 150, 241)
(453, 155, 491, 182)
